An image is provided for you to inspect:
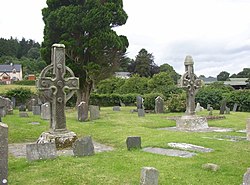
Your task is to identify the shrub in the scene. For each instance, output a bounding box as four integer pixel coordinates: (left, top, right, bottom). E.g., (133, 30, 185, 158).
(165, 93, 186, 112)
(143, 93, 165, 110)
(5, 87, 34, 105)
(13, 80, 36, 86)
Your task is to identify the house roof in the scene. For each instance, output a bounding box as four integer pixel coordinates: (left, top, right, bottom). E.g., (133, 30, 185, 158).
(224, 78, 248, 86)
(0, 64, 21, 72)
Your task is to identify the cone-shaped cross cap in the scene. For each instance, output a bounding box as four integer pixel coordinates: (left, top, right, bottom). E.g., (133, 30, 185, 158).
(52, 43, 65, 48)
(184, 55, 194, 65)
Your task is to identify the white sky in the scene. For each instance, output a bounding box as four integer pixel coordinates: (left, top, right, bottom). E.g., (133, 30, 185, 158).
(0, 0, 250, 77)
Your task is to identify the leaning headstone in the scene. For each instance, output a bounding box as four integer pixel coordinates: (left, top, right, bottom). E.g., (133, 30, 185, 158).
(233, 103, 238, 112)
(89, 105, 100, 120)
(219, 100, 226, 115)
(126, 136, 141, 150)
(26, 143, 57, 162)
(0, 123, 8, 185)
(113, 106, 121, 111)
(36, 44, 79, 149)
(72, 136, 95, 157)
(155, 96, 164, 113)
(140, 167, 159, 185)
(243, 168, 250, 185)
(41, 102, 50, 120)
(32, 106, 41, 115)
(138, 109, 145, 117)
(246, 118, 250, 141)
(77, 101, 88, 122)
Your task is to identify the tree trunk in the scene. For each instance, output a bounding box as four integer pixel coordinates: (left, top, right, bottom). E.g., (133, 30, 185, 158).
(76, 81, 92, 121)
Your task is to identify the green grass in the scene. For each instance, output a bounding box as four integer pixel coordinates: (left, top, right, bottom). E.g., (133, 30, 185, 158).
(3, 107, 250, 184)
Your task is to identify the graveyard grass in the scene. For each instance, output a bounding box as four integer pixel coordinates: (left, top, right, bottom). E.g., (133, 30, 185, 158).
(3, 107, 250, 185)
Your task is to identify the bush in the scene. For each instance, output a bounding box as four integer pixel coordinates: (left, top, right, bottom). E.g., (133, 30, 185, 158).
(166, 93, 186, 112)
(13, 80, 36, 86)
(228, 90, 250, 112)
(143, 93, 165, 110)
(5, 87, 34, 105)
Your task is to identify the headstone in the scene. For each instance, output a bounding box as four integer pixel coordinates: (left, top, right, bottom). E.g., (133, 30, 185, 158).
(0, 96, 13, 115)
(36, 44, 79, 149)
(126, 136, 141, 150)
(77, 101, 88, 121)
(119, 100, 125, 107)
(195, 102, 202, 112)
(0, 123, 8, 185)
(26, 143, 57, 162)
(140, 167, 159, 185)
(202, 163, 220, 171)
(89, 105, 100, 120)
(246, 118, 250, 141)
(225, 106, 230, 114)
(0, 106, 4, 122)
(155, 96, 164, 113)
(41, 102, 51, 120)
(19, 112, 29, 117)
(243, 168, 250, 185)
(233, 103, 238, 112)
(177, 56, 207, 131)
(136, 96, 144, 109)
(27, 99, 37, 111)
(209, 107, 213, 116)
(72, 136, 95, 157)
(219, 100, 226, 114)
(207, 104, 211, 111)
(11, 97, 16, 108)
(32, 106, 41, 115)
(113, 106, 121, 111)
(19, 104, 26, 112)
(138, 109, 145, 117)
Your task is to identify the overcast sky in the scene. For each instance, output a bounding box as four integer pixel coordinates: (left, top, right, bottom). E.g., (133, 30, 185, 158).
(0, 0, 250, 77)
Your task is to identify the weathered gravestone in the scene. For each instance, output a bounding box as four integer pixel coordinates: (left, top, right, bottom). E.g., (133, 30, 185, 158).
(26, 143, 57, 162)
(247, 118, 250, 141)
(41, 102, 51, 120)
(77, 101, 88, 122)
(195, 102, 203, 112)
(155, 96, 164, 113)
(207, 104, 211, 111)
(126, 136, 141, 150)
(36, 44, 79, 149)
(0, 123, 8, 185)
(220, 100, 227, 114)
(72, 136, 95, 157)
(140, 167, 159, 185)
(113, 106, 121, 111)
(27, 98, 37, 111)
(225, 106, 230, 114)
(243, 168, 250, 185)
(137, 96, 145, 117)
(0, 96, 13, 116)
(208, 107, 213, 116)
(89, 105, 100, 120)
(176, 56, 208, 130)
(11, 97, 16, 108)
(32, 105, 41, 115)
(233, 103, 238, 112)
(19, 104, 26, 112)
(0, 106, 4, 122)
(19, 112, 29, 117)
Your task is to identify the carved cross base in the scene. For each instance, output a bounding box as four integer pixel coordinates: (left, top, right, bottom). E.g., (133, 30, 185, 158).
(176, 115, 208, 131)
(37, 130, 77, 149)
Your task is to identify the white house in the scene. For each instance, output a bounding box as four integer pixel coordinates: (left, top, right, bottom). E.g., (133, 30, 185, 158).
(0, 64, 22, 84)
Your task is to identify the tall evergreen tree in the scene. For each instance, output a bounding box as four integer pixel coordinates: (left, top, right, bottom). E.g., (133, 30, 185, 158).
(41, 0, 128, 116)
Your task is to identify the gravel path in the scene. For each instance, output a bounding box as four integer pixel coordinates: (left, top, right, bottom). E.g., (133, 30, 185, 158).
(9, 141, 114, 158)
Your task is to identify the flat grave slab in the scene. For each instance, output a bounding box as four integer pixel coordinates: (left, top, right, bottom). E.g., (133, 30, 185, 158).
(167, 142, 213, 153)
(202, 135, 246, 142)
(158, 126, 234, 133)
(142, 147, 196, 158)
(9, 141, 113, 158)
(236, 129, 246, 133)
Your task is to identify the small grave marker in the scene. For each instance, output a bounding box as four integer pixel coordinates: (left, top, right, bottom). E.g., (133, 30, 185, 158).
(140, 167, 159, 185)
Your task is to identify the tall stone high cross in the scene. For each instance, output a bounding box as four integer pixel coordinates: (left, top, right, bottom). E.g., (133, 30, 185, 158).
(37, 44, 79, 131)
(180, 56, 202, 115)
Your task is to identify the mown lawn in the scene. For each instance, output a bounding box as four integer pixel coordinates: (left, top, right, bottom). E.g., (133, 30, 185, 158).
(2, 107, 250, 185)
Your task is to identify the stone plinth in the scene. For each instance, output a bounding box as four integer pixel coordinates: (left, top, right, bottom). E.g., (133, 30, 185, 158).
(37, 130, 77, 149)
(176, 115, 208, 131)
